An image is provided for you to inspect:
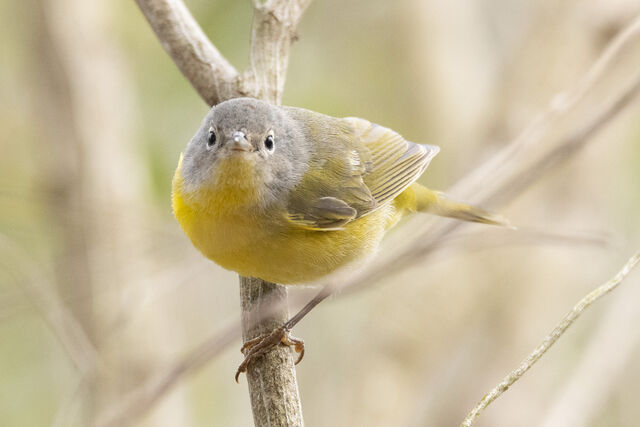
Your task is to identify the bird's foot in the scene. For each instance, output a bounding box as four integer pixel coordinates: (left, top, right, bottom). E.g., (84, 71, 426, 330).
(235, 326, 305, 382)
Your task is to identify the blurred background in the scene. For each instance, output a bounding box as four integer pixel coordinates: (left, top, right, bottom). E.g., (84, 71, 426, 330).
(2, 0, 640, 426)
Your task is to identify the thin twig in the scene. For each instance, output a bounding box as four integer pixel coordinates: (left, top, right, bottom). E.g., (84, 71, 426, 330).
(459, 252, 640, 427)
(540, 270, 640, 427)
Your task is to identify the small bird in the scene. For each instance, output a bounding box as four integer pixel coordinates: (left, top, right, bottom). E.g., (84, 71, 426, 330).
(172, 97, 507, 377)
(173, 97, 506, 284)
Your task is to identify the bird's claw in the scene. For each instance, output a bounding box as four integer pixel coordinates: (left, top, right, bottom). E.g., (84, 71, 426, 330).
(235, 326, 305, 382)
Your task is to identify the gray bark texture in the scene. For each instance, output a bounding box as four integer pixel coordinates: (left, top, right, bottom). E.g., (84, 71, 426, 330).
(240, 278, 304, 427)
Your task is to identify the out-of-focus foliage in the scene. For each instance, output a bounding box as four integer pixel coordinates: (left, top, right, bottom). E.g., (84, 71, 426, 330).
(1, 0, 640, 426)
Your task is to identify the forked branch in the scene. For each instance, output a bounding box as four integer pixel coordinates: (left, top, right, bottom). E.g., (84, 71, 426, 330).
(135, 0, 240, 105)
(134, 1, 312, 426)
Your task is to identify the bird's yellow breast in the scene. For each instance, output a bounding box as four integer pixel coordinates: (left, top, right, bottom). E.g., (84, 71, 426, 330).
(172, 160, 400, 284)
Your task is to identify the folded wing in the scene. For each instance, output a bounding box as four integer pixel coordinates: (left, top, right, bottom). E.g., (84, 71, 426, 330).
(285, 111, 439, 230)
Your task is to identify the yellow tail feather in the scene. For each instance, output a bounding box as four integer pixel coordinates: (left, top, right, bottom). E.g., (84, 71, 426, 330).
(410, 183, 511, 227)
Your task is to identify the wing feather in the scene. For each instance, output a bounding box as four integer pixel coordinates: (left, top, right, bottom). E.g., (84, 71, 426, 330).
(283, 108, 439, 230)
(344, 117, 439, 216)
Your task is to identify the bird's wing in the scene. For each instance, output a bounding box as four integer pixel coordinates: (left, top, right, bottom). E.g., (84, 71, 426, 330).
(286, 196, 358, 231)
(284, 111, 438, 230)
(345, 117, 439, 214)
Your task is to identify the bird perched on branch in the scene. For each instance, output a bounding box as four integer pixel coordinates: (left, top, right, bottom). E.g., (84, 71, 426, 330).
(172, 97, 508, 378)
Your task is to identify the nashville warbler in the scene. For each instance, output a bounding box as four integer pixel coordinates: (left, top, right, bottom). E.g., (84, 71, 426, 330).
(172, 97, 507, 285)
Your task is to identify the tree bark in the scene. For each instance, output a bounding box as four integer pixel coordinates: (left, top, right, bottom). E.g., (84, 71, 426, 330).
(240, 278, 304, 426)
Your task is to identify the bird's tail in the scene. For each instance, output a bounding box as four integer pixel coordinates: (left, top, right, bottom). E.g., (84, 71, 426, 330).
(410, 183, 511, 227)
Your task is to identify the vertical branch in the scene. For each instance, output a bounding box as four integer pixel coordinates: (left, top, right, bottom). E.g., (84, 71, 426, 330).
(240, 279, 304, 426)
(137, 0, 312, 425)
(238, 2, 311, 425)
(29, 1, 96, 423)
(241, 0, 312, 104)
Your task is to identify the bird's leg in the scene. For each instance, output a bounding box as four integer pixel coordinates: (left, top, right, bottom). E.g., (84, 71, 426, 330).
(235, 286, 331, 382)
(235, 326, 305, 382)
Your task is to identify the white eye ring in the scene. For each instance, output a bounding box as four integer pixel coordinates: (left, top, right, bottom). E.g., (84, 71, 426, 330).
(264, 131, 275, 152)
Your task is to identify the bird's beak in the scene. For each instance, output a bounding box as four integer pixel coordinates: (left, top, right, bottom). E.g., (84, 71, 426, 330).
(229, 131, 253, 152)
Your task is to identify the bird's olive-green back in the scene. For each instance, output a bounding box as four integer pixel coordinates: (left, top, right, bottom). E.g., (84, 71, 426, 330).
(282, 106, 439, 230)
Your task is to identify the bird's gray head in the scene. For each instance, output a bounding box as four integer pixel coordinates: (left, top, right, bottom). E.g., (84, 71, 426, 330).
(179, 97, 309, 207)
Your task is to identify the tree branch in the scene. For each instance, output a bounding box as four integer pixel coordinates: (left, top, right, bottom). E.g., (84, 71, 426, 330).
(241, 0, 312, 103)
(240, 279, 304, 427)
(135, 0, 240, 106)
(540, 269, 640, 427)
(236, 3, 311, 426)
(459, 252, 640, 427)
(136, 1, 312, 425)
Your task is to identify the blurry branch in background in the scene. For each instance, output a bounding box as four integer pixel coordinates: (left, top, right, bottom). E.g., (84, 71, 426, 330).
(281, 64, 637, 312)
(460, 252, 640, 427)
(97, 277, 316, 426)
(436, 227, 613, 255)
(99, 11, 640, 424)
(92, 222, 613, 426)
(478, 72, 640, 209)
(52, 375, 92, 427)
(0, 236, 97, 377)
(28, 8, 98, 425)
(96, 322, 239, 427)
(453, 15, 640, 203)
(136, 1, 311, 426)
(90, 226, 619, 426)
(373, 14, 640, 278)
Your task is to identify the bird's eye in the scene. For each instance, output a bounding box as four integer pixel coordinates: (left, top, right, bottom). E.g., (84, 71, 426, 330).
(264, 134, 274, 152)
(206, 127, 216, 149)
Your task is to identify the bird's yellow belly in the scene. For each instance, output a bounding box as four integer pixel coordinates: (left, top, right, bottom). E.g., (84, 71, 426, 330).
(174, 190, 392, 284)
